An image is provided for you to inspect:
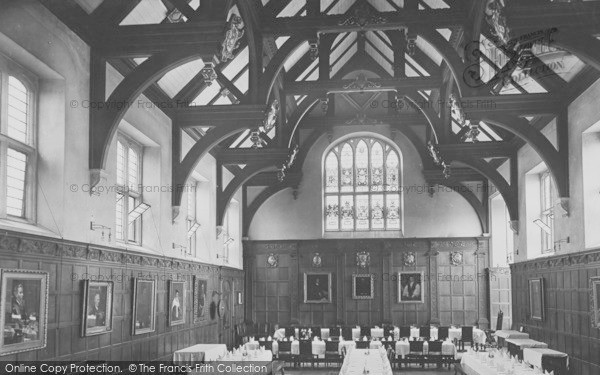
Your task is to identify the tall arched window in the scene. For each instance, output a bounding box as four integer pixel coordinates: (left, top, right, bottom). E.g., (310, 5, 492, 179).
(324, 136, 401, 232)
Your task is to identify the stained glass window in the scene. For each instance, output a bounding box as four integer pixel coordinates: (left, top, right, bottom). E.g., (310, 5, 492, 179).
(324, 137, 402, 232)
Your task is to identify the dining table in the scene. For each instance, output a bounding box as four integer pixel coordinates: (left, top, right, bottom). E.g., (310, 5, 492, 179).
(408, 327, 486, 344)
(189, 349, 274, 375)
(339, 347, 393, 375)
(460, 350, 537, 375)
(269, 339, 327, 357)
(494, 330, 530, 347)
(523, 348, 568, 375)
(505, 338, 548, 360)
(394, 339, 456, 358)
(173, 344, 228, 365)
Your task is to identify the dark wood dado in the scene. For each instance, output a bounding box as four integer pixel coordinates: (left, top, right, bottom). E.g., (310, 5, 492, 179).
(244, 238, 490, 329)
(510, 248, 600, 375)
(0, 231, 244, 362)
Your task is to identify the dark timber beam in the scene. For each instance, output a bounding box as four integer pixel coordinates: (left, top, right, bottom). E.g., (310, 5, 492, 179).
(218, 149, 289, 165)
(263, 9, 467, 35)
(217, 162, 279, 226)
(461, 94, 563, 116)
(284, 76, 442, 95)
(299, 114, 427, 128)
(96, 23, 223, 58)
(175, 104, 265, 128)
(438, 143, 515, 159)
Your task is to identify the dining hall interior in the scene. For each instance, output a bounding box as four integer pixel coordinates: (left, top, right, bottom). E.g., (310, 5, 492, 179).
(0, 0, 599, 374)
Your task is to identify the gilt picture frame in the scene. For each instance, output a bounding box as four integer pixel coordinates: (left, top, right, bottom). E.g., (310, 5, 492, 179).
(81, 280, 113, 337)
(132, 278, 156, 335)
(529, 278, 544, 321)
(398, 271, 424, 303)
(304, 273, 332, 303)
(168, 280, 185, 327)
(352, 274, 374, 299)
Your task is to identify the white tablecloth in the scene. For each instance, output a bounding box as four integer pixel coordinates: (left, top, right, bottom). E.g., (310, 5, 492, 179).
(339, 348, 393, 375)
(461, 351, 536, 375)
(173, 344, 228, 364)
(339, 339, 383, 354)
(406, 327, 485, 344)
(394, 340, 456, 358)
(505, 339, 548, 350)
(523, 348, 568, 369)
(495, 330, 530, 340)
(270, 340, 326, 356)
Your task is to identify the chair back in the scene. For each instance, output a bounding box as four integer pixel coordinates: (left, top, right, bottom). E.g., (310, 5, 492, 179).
(419, 326, 430, 339)
(342, 327, 353, 340)
(496, 310, 504, 331)
(310, 327, 321, 338)
(278, 341, 292, 352)
(330, 327, 341, 338)
(360, 326, 371, 337)
(428, 340, 443, 353)
(299, 340, 312, 354)
(284, 327, 295, 338)
(383, 325, 393, 337)
(462, 326, 474, 341)
(437, 326, 449, 341)
(325, 340, 339, 353)
(355, 341, 370, 349)
(409, 340, 424, 353)
(399, 326, 411, 338)
(263, 340, 273, 351)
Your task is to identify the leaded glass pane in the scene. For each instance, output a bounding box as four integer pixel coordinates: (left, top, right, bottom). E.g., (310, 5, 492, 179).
(386, 194, 400, 229)
(355, 140, 369, 192)
(116, 141, 126, 186)
(6, 148, 27, 217)
(371, 194, 384, 230)
(340, 143, 354, 192)
(325, 152, 339, 193)
(386, 151, 399, 191)
(371, 142, 384, 192)
(340, 195, 354, 230)
(356, 195, 369, 230)
(325, 195, 339, 231)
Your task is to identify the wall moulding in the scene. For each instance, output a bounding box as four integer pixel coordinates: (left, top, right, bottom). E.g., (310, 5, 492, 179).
(0, 231, 240, 275)
(509, 247, 600, 272)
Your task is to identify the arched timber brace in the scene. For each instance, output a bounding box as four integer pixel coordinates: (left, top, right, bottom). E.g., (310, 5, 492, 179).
(243, 182, 292, 236)
(450, 156, 518, 231)
(217, 161, 281, 226)
(482, 114, 569, 206)
(432, 178, 489, 234)
(260, 34, 311, 103)
(89, 48, 204, 174)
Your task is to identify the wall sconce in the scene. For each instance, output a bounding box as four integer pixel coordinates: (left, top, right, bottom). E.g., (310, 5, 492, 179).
(90, 216, 111, 241)
(554, 237, 570, 252)
(187, 222, 200, 239)
(224, 237, 235, 246)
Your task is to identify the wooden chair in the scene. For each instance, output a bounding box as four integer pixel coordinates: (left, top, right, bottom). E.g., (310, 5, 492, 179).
(324, 340, 342, 367)
(360, 326, 371, 338)
(298, 340, 316, 368)
(383, 325, 394, 338)
(277, 341, 295, 367)
(284, 327, 295, 338)
(341, 327, 353, 340)
(407, 341, 425, 368)
(399, 326, 411, 339)
(419, 326, 431, 340)
(437, 326, 450, 341)
(262, 340, 273, 351)
(426, 340, 444, 368)
(310, 327, 321, 339)
(329, 327, 341, 340)
(459, 326, 474, 352)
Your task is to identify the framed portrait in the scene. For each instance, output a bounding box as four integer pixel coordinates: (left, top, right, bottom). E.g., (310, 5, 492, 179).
(168, 280, 185, 326)
(0, 269, 49, 356)
(132, 278, 156, 335)
(304, 273, 332, 303)
(193, 277, 208, 323)
(236, 291, 243, 305)
(528, 278, 544, 321)
(398, 271, 424, 303)
(591, 277, 600, 329)
(352, 274, 374, 299)
(81, 280, 113, 337)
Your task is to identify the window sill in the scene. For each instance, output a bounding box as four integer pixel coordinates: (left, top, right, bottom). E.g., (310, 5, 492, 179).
(0, 219, 62, 238)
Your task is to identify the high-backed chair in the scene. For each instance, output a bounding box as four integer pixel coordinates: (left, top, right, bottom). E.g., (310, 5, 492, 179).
(310, 327, 321, 338)
(383, 325, 394, 338)
(459, 326, 474, 352)
(329, 327, 341, 340)
(437, 326, 449, 341)
(419, 326, 431, 340)
(324, 340, 342, 367)
(360, 326, 371, 338)
(341, 327, 353, 341)
(426, 340, 444, 368)
(408, 341, 425, 368)
(399, 326, 411, 339)
(277, 341, 295, 366)
(298, 340, 316, 367)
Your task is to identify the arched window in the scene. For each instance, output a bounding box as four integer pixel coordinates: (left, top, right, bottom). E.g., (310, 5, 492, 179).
(324, 136, 401, 232)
